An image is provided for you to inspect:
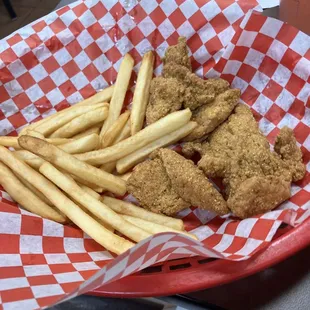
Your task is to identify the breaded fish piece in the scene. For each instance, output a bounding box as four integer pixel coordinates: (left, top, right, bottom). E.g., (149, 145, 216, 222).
(146, 77, 185, 124)
(163, 36, 192, 70)
(127, 158, 190, 215)
(163, 63, 230, 111)
(127, 148, 229, 216)
(183, 89, 241, 141)
(185, 104, 305, 218)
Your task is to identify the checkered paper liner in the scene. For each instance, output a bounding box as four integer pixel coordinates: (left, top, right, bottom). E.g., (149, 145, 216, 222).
(0, 0, 309, 309)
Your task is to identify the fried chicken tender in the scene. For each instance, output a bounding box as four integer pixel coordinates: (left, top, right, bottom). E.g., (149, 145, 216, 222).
(163, 63, 230, 111)
(163, 36, 192, 70)
(127, 148, 229, 216)
(183, 89, 241, 141)
(146, 77, 185, 124)
(184, 104, 305, 219)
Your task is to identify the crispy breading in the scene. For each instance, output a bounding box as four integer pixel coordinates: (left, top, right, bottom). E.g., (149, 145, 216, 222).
(163, 36, 192, 70)
(146, 77, 185, 124)
(274, 127, 306, 182)
(183, 89, 241, 141)
(184, 104, 305, 218)
(163, 63, 230, 110)
(127, 148, 229, 216)
(127, 158, 190, 215)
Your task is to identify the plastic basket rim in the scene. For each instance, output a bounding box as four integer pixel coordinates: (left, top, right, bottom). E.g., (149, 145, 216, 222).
(89, 216, 310, 298)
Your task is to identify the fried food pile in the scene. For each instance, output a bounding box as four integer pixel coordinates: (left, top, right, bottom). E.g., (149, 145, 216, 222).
(127, 148, 228, 216)
(128, 37, 305, 219)
(183, 104, 305, 218)
(146, 37, 241, 141)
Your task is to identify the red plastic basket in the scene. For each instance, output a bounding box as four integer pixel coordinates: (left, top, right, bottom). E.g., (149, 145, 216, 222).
(90, 217, 310, 297)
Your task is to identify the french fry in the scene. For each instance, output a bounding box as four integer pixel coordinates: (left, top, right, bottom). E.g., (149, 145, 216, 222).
(14, 172, 54, 206)
(23, 130, 45, 139)
(35, 103, 108, 136)
(102, 196, 184, 230)
(99, 119, 131, 173)
(50, 106, 109, 138)
(0, 147, 66, 223)
(131, 51, 154, 135)
(100, 54, 134, 139)
(100, 110, 130, 148)
(72, 125, 101, 139)
(0, 151, 130, 254)
(19, 85, 114, 135)
(76, 109, 192, 165)
(59, 134, 99, 154)
(121, 215, 197, 240)
(40, 162, 151, 243)
(79, 184, 101, 200)
(18, 136, 127, 196)
(119, 172, 132, 181)
(0, 136, 71, 149)
(116, 121, 197, 173)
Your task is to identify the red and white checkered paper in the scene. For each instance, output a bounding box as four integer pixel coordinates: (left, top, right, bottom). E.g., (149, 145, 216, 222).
(0, 0, 309, 309)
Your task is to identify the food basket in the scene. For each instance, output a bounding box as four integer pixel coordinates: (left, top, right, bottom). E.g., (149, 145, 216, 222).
(0, 0, 309, 308)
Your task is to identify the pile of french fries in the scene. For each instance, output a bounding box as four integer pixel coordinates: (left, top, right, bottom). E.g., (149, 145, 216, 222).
(0, 51, 198, 255)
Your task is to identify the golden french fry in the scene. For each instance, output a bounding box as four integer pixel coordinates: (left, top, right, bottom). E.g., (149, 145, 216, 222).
(59, 134, 99, 154)
(101, 110, 130, 148)
(76, 109, 192, 165)
(0, 147, 66, 223)
(50, 106, 109, 138)
(131, 51, 154, 135)
(40, 162, 151, 243)
(100, 54, 134, 139)
(116, 121, 197, 173)
(14, 172, 54, 206)
(18, 136, 126, 196)
(23, 130, 45, 139)
(121, 215, 197, 240)
(35, 103, 108, 136)
(19, 85, 114, 136)
(0, 136, 71, 149)
(72, 125, 101, 139)
(119, 172, 132, 181)
(102, 196, 184, 230)
(79, 184, 101, 200)
(99, 119, 131, 173)
(100, 162, 116, 173)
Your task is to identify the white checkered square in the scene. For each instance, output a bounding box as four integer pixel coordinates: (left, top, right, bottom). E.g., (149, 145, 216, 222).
(200, 1, 221, 21)
(29, 64, 48, 82)
(223, 2, 244, 24)
(179, 0, 198, 19)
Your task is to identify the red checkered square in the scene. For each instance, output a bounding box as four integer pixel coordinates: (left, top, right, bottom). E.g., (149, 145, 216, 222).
(62, 60, 80, 78)
(43, 237, 65, 253)
(281, 48, 302, 71)
(294, 122, 310, 144)
(90, 1, 108, 20)
(59, 80, 77, 98)
(25, 34, 42, 50)
(237, 63, 256, 83)
(69, 19, 85, 36)
(41, 56, 60, 74)
(17, 72, 36, 90)
(241, 85, 260, 106)
(7, 34, 22, 46)
(32, 20, 47, 32)
(129, 4, 147, 24)
(169, 8, 186, 29)
(8, 111, 27, 128)
(33, 96, 53, 114)
(285, 73, 306, 97)
(259, 56, 279, 78)
(38, 76, 57, 94)
(209, 13, 230, 34)
(87, 22, 105, 40)
(205, 36, 223, 56)
(1, 48, 18, 63)
(252, 33, 273, 54)
(288, 99, 306, 120)
(126, 27, 145, 46)
(13, 93, 32, 110)
(72, 2, 88, 17)
(0, 85, 10, 102)
(243, 12, 266, 32)
(264, 104, 286, 125)
(1, 287, 34, 303)
(188, 10, 207, 31)
(262, 79, 283, 101)
(149, 7, 167, 27)
(50, 18, 67, 34)
(0, 234, 20, 254)
(20, 51, 39, 70)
